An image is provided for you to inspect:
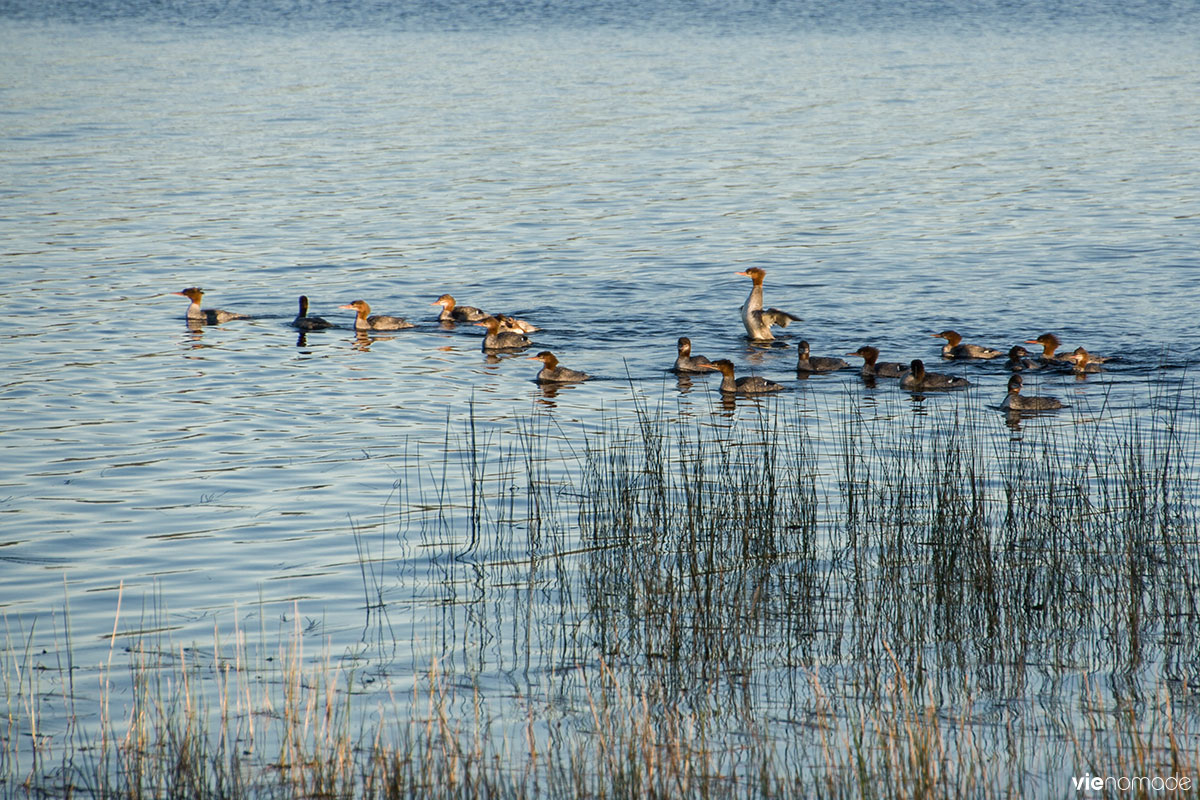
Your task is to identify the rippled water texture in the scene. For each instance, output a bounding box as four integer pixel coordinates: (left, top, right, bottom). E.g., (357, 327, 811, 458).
(2, 0, 1199, 772)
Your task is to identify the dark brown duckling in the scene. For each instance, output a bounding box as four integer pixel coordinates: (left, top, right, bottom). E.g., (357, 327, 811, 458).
(900, 359, 970, 391)
(796, 340, 848, 373)
(673, 337, 713, 374)
(701, 358, 784, 395)
(1000, 374, 1064, 411)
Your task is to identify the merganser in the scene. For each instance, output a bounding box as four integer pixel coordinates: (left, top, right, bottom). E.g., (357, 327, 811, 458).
(475, 316, 531, 351)
(1000, 374, 1064, 411)
(1067, 347, 1102, 374)
(1024, 333, 1072, 364)
(292, 295, 333, 330)
(1006, 345, 1040, 372)
(846, 346, 907, 379)
(432, 295, 538, 333)
(1024, 332, 1110, 365)
(529, 351, 589, 383)
(900, 359, 970, 391)
(701, 358, 784, 395)
(173, 287, 249, 324)
(673, 337, 713, 374)
(933, 330, 1002, 359)
(796, 340, 848, 373)
(736, 267, 801, 341)
(432, 294, 488, 323)
(338, 300, 414, 331)
(495, 314, 539, 334)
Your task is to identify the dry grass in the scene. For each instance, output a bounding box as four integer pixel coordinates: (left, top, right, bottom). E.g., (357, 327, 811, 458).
(4, 382, 1199, 798)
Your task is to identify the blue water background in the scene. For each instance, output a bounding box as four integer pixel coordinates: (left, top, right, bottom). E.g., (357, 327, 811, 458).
(1, 0, 1198, 777)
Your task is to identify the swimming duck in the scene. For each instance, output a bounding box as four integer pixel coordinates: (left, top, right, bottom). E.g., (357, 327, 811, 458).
(796, 340, 848, 373)
(673, 337, 713, 374)
(1067, 347, 1102, 374)
(900, 359, 970, 391)
(701, 358, 785, 395)
(1000, 374, 1064, 411)
(846, 346, 907, 379)
(173, 287, 249, 324)
(1006, 345, 1040, 372)
(529, 351, 589, 383)
(737, 267, 801, 341)
(432, 294, 488, 323)
(292, 295, 333, 330)
(339, 300, 414, 331)
(933, 330, 1002, 359)
(495, 314, 539, 334)
(475, 316, 531, 351)
(1024, 333, 1074, 364)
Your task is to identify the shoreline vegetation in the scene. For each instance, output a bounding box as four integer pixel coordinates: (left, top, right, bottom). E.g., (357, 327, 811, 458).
(4, 381, 1199, 798)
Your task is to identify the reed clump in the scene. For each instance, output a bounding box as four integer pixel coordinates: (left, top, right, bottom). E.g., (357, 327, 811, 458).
(3, 383, 1198, 798)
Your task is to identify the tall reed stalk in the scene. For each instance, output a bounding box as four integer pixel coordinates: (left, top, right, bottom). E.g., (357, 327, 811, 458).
(3, 382, 1197, 798)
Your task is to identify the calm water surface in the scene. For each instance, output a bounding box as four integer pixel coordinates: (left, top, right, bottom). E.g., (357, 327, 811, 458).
(2, 0, 1199, 784)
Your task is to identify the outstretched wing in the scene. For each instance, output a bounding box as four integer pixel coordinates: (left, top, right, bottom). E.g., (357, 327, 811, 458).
(761, 308, 801, 328)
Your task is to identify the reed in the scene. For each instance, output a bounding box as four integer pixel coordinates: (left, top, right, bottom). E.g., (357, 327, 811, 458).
(3, 381, 1198, 798)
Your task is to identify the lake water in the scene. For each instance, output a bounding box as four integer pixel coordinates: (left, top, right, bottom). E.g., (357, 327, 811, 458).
(2, 0, 1199, 791)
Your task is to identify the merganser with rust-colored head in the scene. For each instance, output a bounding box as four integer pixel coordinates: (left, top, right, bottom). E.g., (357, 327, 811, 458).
(495, 314, 539, 334)
(1067, 347, 1102, 374)
(933, 330, 1002, 360)
(796, 340, 848, 373)
(173, 287, 249, 324)
(338, 300, 414, 331)
(434, 295, 538, 332)
(529, 351, 589, 383)
(701, 359, 784, 395)
(736, 267, 801, 341)
(1000, 374, 1065, 412)
(846, 346, 906, 379)
(432, 294, 488, 323)
(292, 296, 333, 331)
(475, 316, 531, 352)
(1024, 333, 1073, 364)
(1027, 333, 1109, 365)
(1025, 332, 1114, 365)
(900, 359, 970, 391)
(673, 337, 713, 374)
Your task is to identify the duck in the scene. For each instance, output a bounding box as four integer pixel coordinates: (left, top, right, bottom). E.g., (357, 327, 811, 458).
(1024, 333, 1074, 364)
(173, 287, 249, 324)
(339, 300, 414, 331)
(1006, 345, 1040, 372)
(529, 351, 589, 383)
(475, 316, 531, 351)
(291, 295, 333, 330)
(846, 346, 907, 379)
(932, 330, 1002, 359)
(673, 337, 713, 374)
(736, 267, 801, 341)
(1025, 332, 1110, 365)
(796, 340, 848, 373)
(701, 359, 784, 395)
(1067, 347, 1102, 374)
(432, 294, 488, 323)
(1000, 374, 1065, 412)
(900, 359, 970, 391)
(432, 294, 538, 333)
(495, 314, 539, 334)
